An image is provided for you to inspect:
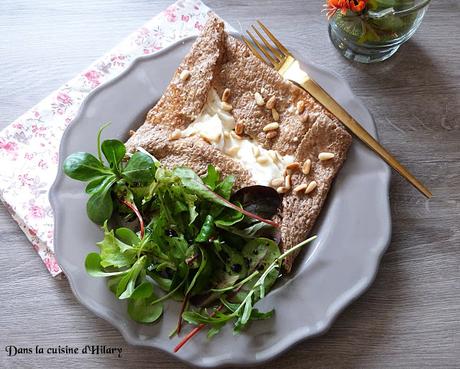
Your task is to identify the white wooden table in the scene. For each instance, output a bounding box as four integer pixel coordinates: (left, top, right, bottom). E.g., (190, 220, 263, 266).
(0, 1, 459, 368)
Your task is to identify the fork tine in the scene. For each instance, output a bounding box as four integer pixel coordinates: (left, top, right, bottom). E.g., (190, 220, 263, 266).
(241, 35, 269, 66)
(251, 25, 284, 61)
(247, 30, 279, 67)
(257, 20, 291, 56)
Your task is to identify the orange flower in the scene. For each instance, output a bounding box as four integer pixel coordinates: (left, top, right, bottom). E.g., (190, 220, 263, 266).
(324, 0, 368, 19)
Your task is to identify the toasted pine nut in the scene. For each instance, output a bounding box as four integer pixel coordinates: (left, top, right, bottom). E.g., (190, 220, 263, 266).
(266, 96, 276, 109)
(305, 181, 317, 194)
(277, 186, 288, 194)
(223, 131, 230, 138)
(296, 100, 305, 114)
(168, 129, 182, 141)
(266, 131, 278, 139)
(271, 177, 284, 187)
(222, 88, 231, 102)
(318, 152, 335, 161)
(302, 159, 311, 175)
(226, 146, 240, 156)
(263, 122, 279, 132)
(235, 122, 245, 136)
(179, 69, 191, 81)
(255, 92, 265, 106)
(294, 183, 309, 193)
(221, 102, 233, 111)
(286, 162, 300, 171)
(230, 131, 242, 140)
(284, 174, 292, 189)
(271, 108, 279, 121)
(256, 156, 269, 165)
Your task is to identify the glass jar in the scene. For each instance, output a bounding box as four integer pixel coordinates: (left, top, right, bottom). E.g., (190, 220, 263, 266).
(328, 0, 431, 63)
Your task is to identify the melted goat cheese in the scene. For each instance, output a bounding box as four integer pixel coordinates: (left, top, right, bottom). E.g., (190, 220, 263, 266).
(181, 89, 294, 186)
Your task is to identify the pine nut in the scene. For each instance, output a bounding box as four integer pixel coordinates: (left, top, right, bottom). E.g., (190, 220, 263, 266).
(222, 88, 231, 102)
(226, 146, 240, 156)
(235, 122, 245, 136)
(179, 69, 191, 81)
(300, 114, 309, 123)
(263, 122, 279, 132)
(286, 162, 300, 171)
(255, 92, 265, 106)
(318, 152, 335, 161)
(230, 131, 242, 140)
(266, 96, 276, 109)
(271, 177, 284, 187)
(296, 100, 305, 114)
(266, 131, 278, 139)
(284, 174, 292, 189)
(252, 145, 260, 157)
(221, 102, 233, 111)
(276, 186, 288, 194)
(224, 131, 230, 138)
(305, 181, 317, 194)
(294, 183, 309, 193)
(302, 159, 311, 175)
(272, 108, 279, 121)
(168, 129, 182, 141)
(256, 156, 269, 165)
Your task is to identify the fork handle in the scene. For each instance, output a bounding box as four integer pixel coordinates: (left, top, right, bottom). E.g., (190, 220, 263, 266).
(299, 78, 432, 198)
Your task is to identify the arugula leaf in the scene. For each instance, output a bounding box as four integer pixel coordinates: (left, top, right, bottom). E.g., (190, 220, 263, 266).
(86, 175, 117, 225)
(64, 152, 112, 181)
(186, 247, 207, 295)
(214, 175, 235, 200)
(123, 152, 156, 185)
(101, 139, 126, 172)
(202, 165, 219, 190)
(173, 167, 277, 227)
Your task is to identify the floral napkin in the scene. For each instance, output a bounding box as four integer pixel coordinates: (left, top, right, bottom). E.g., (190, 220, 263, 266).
(0, 0, 217, 276)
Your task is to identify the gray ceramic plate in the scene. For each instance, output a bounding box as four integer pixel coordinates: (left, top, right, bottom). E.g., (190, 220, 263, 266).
(50, 35, 391, 367)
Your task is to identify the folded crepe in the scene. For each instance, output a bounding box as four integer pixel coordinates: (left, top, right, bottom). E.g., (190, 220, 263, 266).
(126, 16, 352, 272)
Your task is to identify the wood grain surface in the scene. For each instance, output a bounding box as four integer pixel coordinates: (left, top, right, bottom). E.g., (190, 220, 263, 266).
(0, 1, 459, 368)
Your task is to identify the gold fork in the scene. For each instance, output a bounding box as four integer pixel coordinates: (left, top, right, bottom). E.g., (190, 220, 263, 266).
(242, 21, 432, 199)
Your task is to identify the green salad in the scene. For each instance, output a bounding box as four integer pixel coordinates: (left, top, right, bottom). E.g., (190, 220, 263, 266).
(63, 126, 315, 351)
